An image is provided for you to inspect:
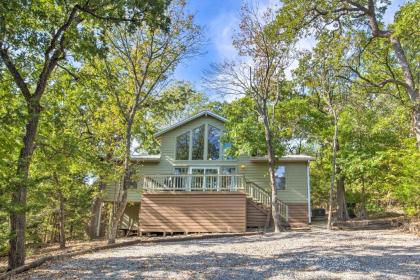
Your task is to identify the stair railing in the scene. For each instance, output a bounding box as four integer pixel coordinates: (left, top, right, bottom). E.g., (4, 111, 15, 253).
(241, 181, 289, 222)
(240, 181, 271, 209)
(275, 198, 289, 222)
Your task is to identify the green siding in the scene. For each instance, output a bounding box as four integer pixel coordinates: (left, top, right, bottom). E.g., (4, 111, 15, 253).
(237, 156, 308, 203)
(103, 182, 142, 202)
(119, 203, 139, 230)
(104, 114, 309, 204)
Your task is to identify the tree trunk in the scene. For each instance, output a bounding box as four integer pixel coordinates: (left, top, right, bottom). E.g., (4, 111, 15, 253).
(108, 123, 133, 244)
(8, 103, 41, 270)
(360, 175, 367, 219)
(336, 175, 348, 221)
(261, 109, 282, 232)
(58, 189, 66, 249)
(336, 159, 348, 221)
(89, 181, 107, 240)
(388, 37, 419, 148)
(327, 114, 338, 230)
(412, 104, 420, 149)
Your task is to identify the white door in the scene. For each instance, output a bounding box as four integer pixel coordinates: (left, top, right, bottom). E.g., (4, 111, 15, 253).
(189, 167, 219, 191)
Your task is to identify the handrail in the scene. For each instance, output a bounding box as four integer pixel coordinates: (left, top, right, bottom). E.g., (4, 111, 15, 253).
(275, 198, 289, 222)
(141, 174, 244, 192)
(240, 180, 271, 209)
(241, 180, 288, 222)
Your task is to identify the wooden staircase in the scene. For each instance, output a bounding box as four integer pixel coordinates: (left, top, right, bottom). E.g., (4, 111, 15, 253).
(240, 181, 289, 228)
(241, 181, 309, 230)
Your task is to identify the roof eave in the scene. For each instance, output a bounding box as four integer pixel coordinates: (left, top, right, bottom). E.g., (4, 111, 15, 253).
(131, 155, 161, 163)
(154, 110, 227, 138)
(250, 155, 315, 163)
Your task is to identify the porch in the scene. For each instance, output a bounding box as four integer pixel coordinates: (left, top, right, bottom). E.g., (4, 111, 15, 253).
(140, 174, 272, 208)
(136, 174, 290, 234)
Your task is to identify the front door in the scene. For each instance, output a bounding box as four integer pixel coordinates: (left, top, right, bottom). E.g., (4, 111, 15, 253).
(190, 167, 219, 191)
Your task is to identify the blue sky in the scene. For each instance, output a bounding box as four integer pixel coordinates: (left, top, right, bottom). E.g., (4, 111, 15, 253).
(173, 0, 406, 96)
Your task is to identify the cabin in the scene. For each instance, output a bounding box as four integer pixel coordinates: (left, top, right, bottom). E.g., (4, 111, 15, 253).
(103, 110, 313, 235)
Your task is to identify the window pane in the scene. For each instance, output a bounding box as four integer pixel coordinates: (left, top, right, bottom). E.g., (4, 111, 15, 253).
(221, 167, 236, 190)
(192, 125, 204, 160)
(173, 168, 188, 189)
(174, 168, 188, 174)
(222, 142, 235, 160)
(208, 125, 221, 160)
(275, 166, 286, 191)
(176, 132, 189, 160)
(191, 168, 204, 190)
(221, 167, 236, 174)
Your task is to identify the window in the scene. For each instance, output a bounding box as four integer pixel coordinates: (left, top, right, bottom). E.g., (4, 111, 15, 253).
(173, 168, 188, 189)
(207, 125, 221, 160)
(176, 132, 189, 160)
(192, 125, 204, 160)
(222, 142, 235, 160)
(174, 124, 230, 161)
(174, 167, 188, 175)
(221, 167, 236, 174)
(221, 167, 236, 190)
(275, 166, 286, 191)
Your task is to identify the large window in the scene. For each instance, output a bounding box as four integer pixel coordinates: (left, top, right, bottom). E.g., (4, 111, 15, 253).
(222, 142, 235, 160)
(275, 166, 286, 191)
(176, 131, 189, 160)
(207, 125, 221, 160)
(175, 124, 233, 161)
(192, 125, 204, 160)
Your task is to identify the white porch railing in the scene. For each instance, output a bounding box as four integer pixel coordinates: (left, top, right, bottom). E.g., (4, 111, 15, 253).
(141, 174, 245, 192)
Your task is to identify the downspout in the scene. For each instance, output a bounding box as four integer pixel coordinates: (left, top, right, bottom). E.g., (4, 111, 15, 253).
(307, 161, 311, 224)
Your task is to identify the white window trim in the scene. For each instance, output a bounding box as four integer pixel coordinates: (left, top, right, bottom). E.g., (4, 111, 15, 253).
(174, 121, 226, 161)
(275, 165, 287, 191)
(175, 130, 191, 160)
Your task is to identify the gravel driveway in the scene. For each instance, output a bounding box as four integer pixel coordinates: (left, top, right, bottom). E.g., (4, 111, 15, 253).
(17, 227, 420, 280)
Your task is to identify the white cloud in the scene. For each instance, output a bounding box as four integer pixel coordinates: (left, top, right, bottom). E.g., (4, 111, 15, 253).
(208, 11, 240, 60)
(208, 0, 280, 61)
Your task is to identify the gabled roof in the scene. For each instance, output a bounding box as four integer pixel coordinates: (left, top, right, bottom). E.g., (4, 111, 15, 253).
(154, 110, 227, 138)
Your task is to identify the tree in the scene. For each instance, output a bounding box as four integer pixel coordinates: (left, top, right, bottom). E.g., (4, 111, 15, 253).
(207, 4, 294, 232)
(85, 2, 202, 244)
(295, 33, 355, 227)
(0, 0, 169, 269)
(277, 0, 420, 148)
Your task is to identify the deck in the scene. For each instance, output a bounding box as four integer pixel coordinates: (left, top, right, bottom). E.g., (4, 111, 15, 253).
(135, 174, 291, 234)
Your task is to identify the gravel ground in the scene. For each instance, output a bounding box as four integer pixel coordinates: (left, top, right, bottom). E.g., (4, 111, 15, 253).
(17, 227, 420, 280)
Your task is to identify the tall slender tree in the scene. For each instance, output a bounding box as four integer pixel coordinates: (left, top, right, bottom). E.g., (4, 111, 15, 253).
(295, 34, 353, 227)
(88, 2, 202, 244)
(207, 4, 294, 232)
